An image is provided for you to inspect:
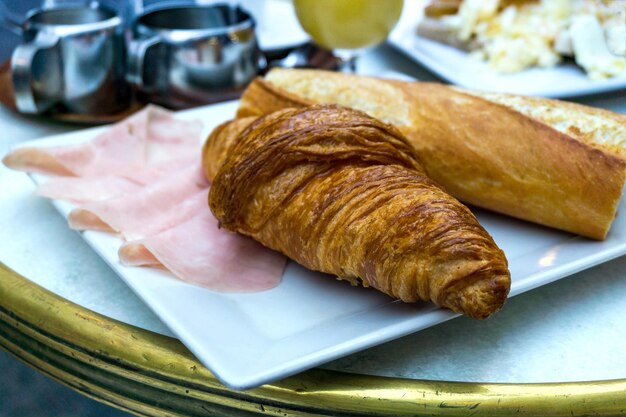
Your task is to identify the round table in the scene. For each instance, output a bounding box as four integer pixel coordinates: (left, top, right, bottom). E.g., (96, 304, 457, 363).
(2, 44, 626, 416)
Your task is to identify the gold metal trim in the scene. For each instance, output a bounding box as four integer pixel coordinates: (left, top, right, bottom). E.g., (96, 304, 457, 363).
(1, 260, 625, 416)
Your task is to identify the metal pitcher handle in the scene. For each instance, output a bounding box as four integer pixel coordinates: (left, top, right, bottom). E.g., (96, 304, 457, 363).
(127, 35, 161, 91)
(11, 32, 60, 114)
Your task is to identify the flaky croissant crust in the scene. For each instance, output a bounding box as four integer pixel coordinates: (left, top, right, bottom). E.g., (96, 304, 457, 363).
(208, 105, 510, 319)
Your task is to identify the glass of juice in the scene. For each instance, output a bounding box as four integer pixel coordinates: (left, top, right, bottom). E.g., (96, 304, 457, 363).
(293, 0, 404, 71)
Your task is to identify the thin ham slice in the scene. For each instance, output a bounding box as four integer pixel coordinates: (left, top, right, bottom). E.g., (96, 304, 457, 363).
(144, 111, 204, 164)
(69, 164, 208, 240)
(120, 156, 198, 184)
(4, 107, 150, 176)
(36, 156, 199, 204)
(2, 106, 203, 177)
(37, 176, 143, 204)
(119, 209, 285, 292)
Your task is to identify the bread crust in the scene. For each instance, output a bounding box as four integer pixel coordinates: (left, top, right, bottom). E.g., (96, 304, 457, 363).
(207, 105, 510, 319)
(236, 77, 312, 118)
(202, 117, 256, 181)
(237, 69, 626, 240)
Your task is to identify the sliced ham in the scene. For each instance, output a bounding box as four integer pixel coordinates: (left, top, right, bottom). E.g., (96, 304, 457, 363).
(119, 243, 162, 267)
(144, 111, 204, 164)
(37, 176, 143, 204)
(119, 209, 285, 292)
(2, 147, 75, 176)
(120, 156, 198, 184)
(4, 107, 150, 176)
(68, 164, 208, 240)
(2, 106, 203, 177)
(36, 156, 199, 204)
(3, 105, 287, 293)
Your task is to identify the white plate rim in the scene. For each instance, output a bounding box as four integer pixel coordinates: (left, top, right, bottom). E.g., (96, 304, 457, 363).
(388, 0, 626, 98)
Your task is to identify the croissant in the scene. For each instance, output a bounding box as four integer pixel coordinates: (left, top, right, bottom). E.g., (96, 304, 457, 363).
(206, 105, 510, 319)
(202, 116, 256, 182)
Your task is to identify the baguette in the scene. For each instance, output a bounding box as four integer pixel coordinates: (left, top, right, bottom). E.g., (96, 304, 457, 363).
(206, 105, 510, 319)
(236, 68, 626, 240)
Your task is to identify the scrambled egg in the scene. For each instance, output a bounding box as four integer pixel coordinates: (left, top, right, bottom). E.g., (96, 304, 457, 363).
(439, 0, 626, 78)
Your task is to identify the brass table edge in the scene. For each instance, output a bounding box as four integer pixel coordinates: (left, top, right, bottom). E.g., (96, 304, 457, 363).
(1, 261, 625, 416)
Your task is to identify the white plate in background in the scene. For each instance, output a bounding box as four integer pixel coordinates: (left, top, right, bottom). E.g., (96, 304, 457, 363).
(388, 0, 626, 97)
(13, 101, 626, 390)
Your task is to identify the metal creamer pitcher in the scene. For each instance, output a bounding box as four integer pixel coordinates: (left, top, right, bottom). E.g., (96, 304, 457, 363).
(127, 4, 259, 105)
(10, 4, 129, 115)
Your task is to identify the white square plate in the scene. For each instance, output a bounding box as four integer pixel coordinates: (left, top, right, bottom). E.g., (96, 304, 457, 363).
(16, 101, 626, 390)
(388, 1, 626, 98)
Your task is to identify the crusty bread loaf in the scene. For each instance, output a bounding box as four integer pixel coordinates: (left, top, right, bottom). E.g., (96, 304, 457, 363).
(237, 68, 626, 240)
(455, 89, 626, 158)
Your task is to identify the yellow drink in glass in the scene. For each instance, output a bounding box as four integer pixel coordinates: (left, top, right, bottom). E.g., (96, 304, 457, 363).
(294, 0, 403, 52)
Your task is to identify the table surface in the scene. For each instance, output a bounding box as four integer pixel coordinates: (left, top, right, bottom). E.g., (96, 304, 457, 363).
(2, 42, 626, 392)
